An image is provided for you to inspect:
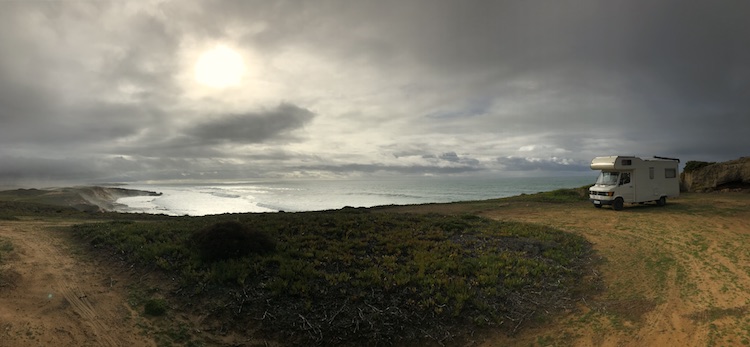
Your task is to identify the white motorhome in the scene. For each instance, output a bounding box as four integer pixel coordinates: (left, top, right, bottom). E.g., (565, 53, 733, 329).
(589, 156, 680, 210)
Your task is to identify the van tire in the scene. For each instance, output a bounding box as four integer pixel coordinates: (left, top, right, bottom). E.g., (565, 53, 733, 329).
(613, 198, 624, 211)
(657, 196, 666, 206)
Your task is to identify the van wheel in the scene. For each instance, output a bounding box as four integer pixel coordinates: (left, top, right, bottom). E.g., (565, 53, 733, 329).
(613, 198, 624, 211)
(657, 196, 666, 206)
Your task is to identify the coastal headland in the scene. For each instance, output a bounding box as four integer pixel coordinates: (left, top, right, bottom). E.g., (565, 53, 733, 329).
(0, 186, 161, 213)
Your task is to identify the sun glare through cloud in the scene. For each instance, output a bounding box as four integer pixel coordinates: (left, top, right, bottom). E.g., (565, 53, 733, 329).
(194, 45, 246, 88)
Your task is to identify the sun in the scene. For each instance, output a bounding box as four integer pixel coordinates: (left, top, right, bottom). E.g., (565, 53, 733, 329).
(194, 45, 246, 88)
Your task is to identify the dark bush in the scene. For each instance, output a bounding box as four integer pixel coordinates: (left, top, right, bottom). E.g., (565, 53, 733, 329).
(144, 298, 167, 316)
(192, 221, 276, 262)
(683, 161, 715, 173)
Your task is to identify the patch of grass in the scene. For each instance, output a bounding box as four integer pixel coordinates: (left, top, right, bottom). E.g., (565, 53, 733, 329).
(536, 335, 556, 346)
(0, 200, 81, 217)
(675, 263, 699, 298)
(644, 253, 676, 291)
(506, 186, 591, 203)
(0, 237, 13, 262)
(71, 211, 596, 346)
(687, 306, 749, 326)
(689, 232, 710, 259)
(600, 297, 658, 325)
(161, 324, 199, 346)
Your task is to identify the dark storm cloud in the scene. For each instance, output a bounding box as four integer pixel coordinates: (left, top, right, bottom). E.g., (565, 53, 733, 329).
(0, 154, 179, 184)
(0, 2, 179, 147)
(186, 103, 315, 144)
(0, 98, 162, 148)
(107, 104, 316, 159)
(438, 152, 460, 162)
(431, 152, 481, 167)
(0, 156, 105, 183)
(414, 152, 482, 168)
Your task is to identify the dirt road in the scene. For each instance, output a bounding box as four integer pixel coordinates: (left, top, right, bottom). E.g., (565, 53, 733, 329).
(478, 193, 750, 346)
(0, 221, 156, 347)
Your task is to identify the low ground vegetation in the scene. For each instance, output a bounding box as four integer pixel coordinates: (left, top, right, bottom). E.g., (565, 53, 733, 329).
(505, 186, 590, 203)
(70, 206, 596, 345)
(683, 161, 716, 173)
(0, 236, 13, 286)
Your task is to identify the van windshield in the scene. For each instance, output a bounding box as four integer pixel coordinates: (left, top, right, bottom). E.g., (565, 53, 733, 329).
(596, 171, 619, 186)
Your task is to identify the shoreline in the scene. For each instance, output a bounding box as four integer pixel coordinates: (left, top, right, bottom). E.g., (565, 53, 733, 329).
(98, 176, 596, 215)
(1, 179, 598, 216)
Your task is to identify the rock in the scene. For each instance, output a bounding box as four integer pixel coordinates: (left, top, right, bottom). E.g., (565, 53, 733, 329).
(681, 157, 750, 192)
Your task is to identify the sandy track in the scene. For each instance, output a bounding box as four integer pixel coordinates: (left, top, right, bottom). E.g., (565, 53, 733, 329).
(0, 221, 155, 347)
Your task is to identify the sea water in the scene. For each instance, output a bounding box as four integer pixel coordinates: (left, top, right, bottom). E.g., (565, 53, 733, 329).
(112, 176, 595, 216)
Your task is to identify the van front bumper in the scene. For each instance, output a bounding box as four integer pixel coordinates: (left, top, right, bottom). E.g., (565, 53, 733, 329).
(590, 198, 613, 206)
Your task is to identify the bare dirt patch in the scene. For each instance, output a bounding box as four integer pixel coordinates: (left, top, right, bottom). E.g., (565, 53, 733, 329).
(0, 221, 156, 347)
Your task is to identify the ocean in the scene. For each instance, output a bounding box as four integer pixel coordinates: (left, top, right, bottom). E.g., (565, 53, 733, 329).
(112, 176, 596, 216)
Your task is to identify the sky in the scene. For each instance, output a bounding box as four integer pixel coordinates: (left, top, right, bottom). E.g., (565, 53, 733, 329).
(1, 0, 749, 186)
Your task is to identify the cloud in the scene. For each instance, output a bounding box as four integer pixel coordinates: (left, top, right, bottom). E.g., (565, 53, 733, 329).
(185, 103, 315, 144)
(496, 156, 589, 172)
(0, 156, 102, 184)
(97, 103, 315, 161)
(0, 1, 749, 185)
(289, 163, 483, 177)
(438, 152, 460, 162)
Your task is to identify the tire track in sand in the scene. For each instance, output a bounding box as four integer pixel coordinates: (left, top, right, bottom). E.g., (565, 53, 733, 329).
(0, 221, 154, 347)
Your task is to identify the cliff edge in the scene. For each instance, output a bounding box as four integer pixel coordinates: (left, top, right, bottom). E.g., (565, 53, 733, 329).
(681, 157, 750, 192)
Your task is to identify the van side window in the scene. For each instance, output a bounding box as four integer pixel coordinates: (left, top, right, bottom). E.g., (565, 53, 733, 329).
(619, 172, 631, 185)
(622, 159, 632, 166)
(665, 168, 677, 178)
(649, 167, 654, 179)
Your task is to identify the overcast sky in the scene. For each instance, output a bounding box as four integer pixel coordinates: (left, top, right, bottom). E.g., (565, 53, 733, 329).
(1, 0, 748, 185)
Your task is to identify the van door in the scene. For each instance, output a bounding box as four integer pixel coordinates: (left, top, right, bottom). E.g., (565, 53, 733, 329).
(618, 171, 635, 202)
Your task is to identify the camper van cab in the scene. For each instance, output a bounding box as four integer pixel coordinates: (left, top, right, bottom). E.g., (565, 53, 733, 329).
(589, 156, 680, 211)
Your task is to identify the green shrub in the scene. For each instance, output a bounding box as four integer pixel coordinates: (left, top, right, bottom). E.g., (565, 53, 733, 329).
(506, 185, 590, 203)
(684, 161, 715, 172)
(191, 221, 276, 262)
(144, 298, 167, 316)
(0, 237, 13, 262)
